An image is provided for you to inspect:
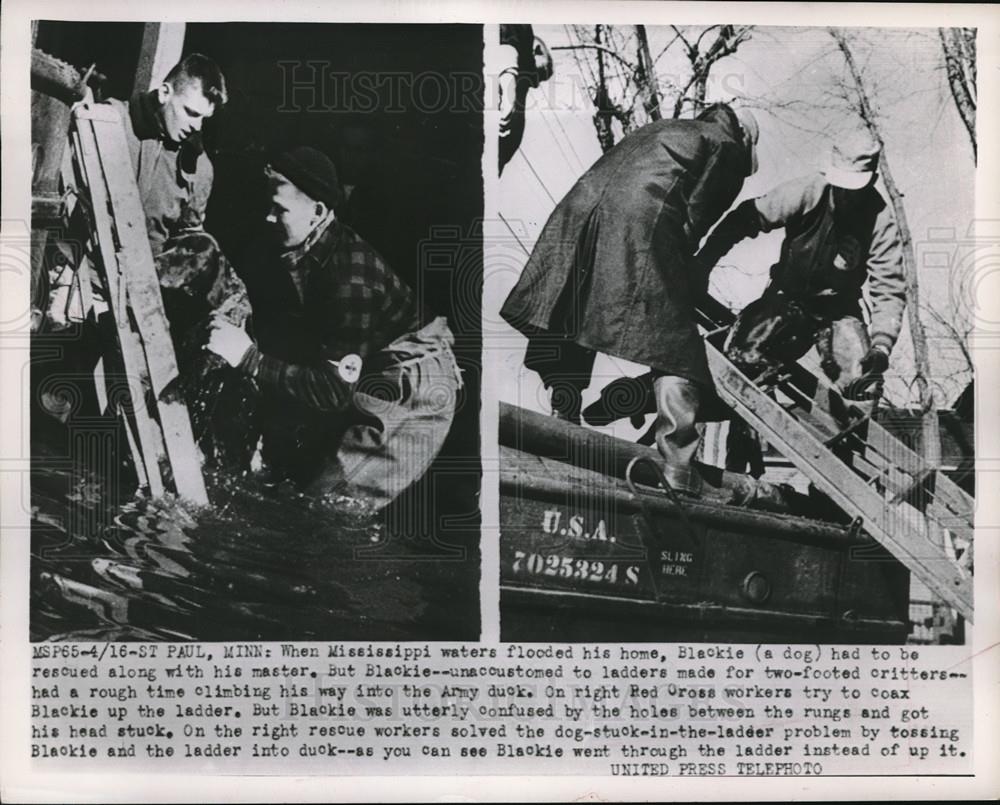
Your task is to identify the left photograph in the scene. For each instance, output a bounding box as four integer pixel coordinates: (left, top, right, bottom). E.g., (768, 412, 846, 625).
(28, 21, 483, 641)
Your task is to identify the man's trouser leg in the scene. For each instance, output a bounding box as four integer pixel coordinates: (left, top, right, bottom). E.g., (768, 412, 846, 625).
(817, 314, 871, 396)
(652, 374, 702, 495)
(814, 314, 872, 468)
(524, 335, 596, 424)
(305, 318, 460, 512)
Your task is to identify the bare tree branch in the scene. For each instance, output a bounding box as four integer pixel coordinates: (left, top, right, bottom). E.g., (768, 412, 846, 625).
(672, 25, 754, 118)
(938, 27, 977, 161)
(922, 301, 974, 377)
(670, 25, 696, 59)
(652, 29, 685, 66)
(551, 43, 638, 76)
(694, 25, 723, 52)
(568, 24, 753, 147)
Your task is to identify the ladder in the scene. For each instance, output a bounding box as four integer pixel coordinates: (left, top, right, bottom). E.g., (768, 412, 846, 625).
(589, 294, 975, 621)
(63, 102, 209, 504)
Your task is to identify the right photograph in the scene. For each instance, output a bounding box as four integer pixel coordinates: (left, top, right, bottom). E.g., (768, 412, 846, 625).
(491, 24, 975, 644)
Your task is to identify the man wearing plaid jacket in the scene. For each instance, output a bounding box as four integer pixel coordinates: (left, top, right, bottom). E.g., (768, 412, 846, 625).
(207, 147, 460, 511)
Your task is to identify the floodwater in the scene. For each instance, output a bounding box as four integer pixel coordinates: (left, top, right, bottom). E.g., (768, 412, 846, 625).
(28, 285, 480, 643)
(30, 436, 481, 643)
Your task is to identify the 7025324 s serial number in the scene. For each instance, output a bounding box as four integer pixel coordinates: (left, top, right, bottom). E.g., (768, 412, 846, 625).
(510, 550, 641, 586)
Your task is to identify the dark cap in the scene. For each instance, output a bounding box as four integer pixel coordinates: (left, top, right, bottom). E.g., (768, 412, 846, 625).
(269, 146, 343, 210)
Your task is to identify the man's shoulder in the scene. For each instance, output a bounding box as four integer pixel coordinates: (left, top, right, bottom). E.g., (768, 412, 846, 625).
(188, 140, 215, 183)
(314, 222, 413, 297)
(782, 172, 826, 196)
(633, 113, 744, 158)
(330, 223, 388, 266)
(617, 117, 717, 162)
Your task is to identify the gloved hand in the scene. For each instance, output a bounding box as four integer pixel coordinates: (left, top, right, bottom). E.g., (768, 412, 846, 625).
(859, 344, 890, 376)
(845, 343, 890, 400)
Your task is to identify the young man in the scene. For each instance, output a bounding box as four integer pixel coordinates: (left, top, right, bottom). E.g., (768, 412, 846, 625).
(206, 147, 460, 511)
(500, 103, 760, 495)
(39, 55, 229, 424)
(108, 53, 228, 259)
(46, 53, 229, 330)
(696, 130, 905, 399)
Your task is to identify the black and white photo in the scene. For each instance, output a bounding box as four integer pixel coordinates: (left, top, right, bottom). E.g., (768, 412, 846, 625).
(493, 24, 975, 645)
(0, 2, 997, 802)
(28, 20, 483, 642)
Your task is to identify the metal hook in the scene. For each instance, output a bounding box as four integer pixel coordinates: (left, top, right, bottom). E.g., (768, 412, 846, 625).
(625, 455, 700, 552)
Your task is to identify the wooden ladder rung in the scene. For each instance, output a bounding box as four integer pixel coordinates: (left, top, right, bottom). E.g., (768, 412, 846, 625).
(823, 412, 872, 448)
(889, 467, 935, 505)
(706, 343, 973, 622)
(704, 324, 732, 339)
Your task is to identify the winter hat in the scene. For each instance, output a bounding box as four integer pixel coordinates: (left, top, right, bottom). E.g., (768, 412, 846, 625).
(824, 130, 880, 190)
(269, 146, 343, 210)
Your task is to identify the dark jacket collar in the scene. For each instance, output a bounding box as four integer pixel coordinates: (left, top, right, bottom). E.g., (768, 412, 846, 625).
(298, 218, 347, 274)
(276, 214, 341, 266)
(270, 218, 348, 303)
(129, 89, 166, 142)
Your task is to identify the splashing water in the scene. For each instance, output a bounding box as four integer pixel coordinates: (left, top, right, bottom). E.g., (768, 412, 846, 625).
(31, 460, 479, 642)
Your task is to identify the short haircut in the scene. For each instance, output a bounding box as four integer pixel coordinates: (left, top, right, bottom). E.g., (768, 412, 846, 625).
(164, 53, 228, 107)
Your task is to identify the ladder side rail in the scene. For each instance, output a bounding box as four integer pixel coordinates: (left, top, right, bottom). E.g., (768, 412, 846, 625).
(79, 106, 179, 397)
(768, 374, 973, 543)
(706, 343, 973, 621)
(72, 117, 167, 497)
(86, 111, 208, 504)
(695, 297, 974, 536)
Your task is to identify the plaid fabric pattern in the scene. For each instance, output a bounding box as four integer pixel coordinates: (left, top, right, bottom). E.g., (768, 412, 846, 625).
(239, 343, 353, 412)
(317, 225, 422, 360)
(237, 221, 422, 412)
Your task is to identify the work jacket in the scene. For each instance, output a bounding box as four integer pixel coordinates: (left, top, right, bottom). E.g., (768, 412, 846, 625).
(236, 219, 424, 413)
(108, 91, 214, 258)
(233, 219, 442, 493)
(696, 173, 906, 348)
(500, 104, 752, 385)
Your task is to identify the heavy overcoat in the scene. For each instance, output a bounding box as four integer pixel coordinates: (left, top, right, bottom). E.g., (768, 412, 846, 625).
(500, 105, 751, 385)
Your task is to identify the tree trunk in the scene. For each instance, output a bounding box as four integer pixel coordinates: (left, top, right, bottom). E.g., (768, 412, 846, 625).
(592, 25, 616, 152)
(939, 28, 977, 162)
(830, 29, 940, 466)
(634, 25, 662, 121)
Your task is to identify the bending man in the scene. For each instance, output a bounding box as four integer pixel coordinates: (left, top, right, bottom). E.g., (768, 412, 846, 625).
(697, 129, 905, 401)
(207, 147, 460, 511)
(500, 104, 760, 495)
